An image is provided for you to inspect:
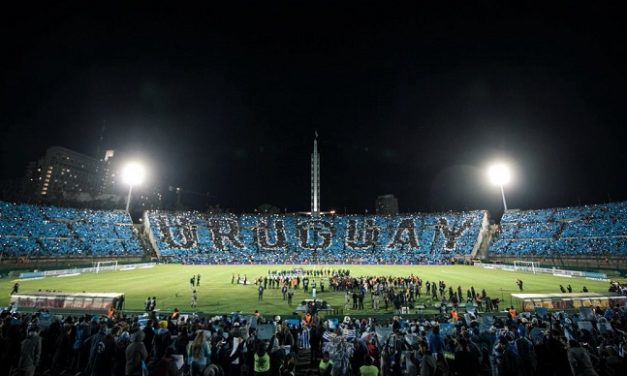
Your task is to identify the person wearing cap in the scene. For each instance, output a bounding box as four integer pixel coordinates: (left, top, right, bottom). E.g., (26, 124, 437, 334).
(18, 326, 41, 376)
(153, 320, 172, 361)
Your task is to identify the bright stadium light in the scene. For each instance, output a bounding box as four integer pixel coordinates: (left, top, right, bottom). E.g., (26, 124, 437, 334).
(488, 163, 511, 211)
(122, 162, 146, 212)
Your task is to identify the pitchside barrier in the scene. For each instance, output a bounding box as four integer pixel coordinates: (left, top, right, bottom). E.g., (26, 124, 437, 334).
(474, 262, 608, 280)
(17, 262, 156, 280)
(511, 292, 626, 312)
(9, 292, 125, 313)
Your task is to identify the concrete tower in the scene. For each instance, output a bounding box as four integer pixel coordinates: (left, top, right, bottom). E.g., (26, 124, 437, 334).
(311, 135, 320, 217)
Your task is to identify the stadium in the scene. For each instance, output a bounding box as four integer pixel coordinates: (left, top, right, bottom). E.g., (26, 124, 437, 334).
(1, 155, 626, 374)
(3, 6, 627, 376)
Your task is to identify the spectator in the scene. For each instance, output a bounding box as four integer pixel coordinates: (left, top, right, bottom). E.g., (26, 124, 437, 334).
(153, 321, 171, 362)
(18, 326, 41, 376)
(254, 342, 270, 376)
(359, 355, 378, 376)
(151, 347, 181, 376)
(319, 351, 333, 376)
(452, 338, 479, 376)
(428, 326, 444, 356)
(567, 340, 598, 376)
(418, 340, 436, 376)
(126, 330, 148, 376)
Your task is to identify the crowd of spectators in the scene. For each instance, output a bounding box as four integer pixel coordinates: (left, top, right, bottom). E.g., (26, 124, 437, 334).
(1, 296, 624, 376)
(490, 201, 627, 257)
(5, 199, 626, 262)
(0, 201, 143, 258)
(147, 211, 485, 265)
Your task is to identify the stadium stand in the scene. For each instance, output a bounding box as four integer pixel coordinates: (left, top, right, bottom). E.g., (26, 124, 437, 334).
(490, 201, 627, 257)
(145, 210, 486, 264)
(4, 198, 626, 264)
(0, 201, 143, 257)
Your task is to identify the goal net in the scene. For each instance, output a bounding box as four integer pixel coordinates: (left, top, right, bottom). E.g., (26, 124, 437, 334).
(94, 260, 119, 273)
(513, 260, 538, 274)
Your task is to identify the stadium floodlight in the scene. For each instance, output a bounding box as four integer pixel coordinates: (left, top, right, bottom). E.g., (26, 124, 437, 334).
(122, 162, 146, 212)
(488, 163, 511, 211)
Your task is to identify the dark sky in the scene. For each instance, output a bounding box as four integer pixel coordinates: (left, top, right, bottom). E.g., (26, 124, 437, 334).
(1, 3, 626, 214)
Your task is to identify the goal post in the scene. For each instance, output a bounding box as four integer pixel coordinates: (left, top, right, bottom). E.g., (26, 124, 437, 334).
(94, 260, 119, 273)
(513, 260, 538, 274)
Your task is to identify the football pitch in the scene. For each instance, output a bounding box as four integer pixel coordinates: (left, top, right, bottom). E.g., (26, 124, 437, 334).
(0, 264, 612, 315)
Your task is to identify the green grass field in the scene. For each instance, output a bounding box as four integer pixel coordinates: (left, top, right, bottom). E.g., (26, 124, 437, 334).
(0, 264, 612, 315)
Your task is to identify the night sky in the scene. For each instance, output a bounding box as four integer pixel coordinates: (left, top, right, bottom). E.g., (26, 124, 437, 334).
(1, 3, 626, 215)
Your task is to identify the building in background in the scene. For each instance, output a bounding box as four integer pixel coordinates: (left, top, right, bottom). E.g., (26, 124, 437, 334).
(24, 146, 102, 202)
(375, 194, 399, 215)
(21, 146, 161, 210)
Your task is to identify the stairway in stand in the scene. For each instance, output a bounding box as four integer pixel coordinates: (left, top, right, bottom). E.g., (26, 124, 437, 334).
(295, 348, 318, 375)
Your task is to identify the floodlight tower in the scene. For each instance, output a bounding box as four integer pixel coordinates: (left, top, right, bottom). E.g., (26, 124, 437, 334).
(488, 163, 511, 211)
(311, 134, 320, 217)
(122, 162, 146, 212)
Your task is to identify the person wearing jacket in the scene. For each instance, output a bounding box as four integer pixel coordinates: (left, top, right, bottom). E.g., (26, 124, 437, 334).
(567, 340, 598, 376)
(153, 321, 172, 362)
(418, 340, 436, 376)
(19, 326, 42, 376)
(428, 326, 444, 356)
(126, 330, 148, 376)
